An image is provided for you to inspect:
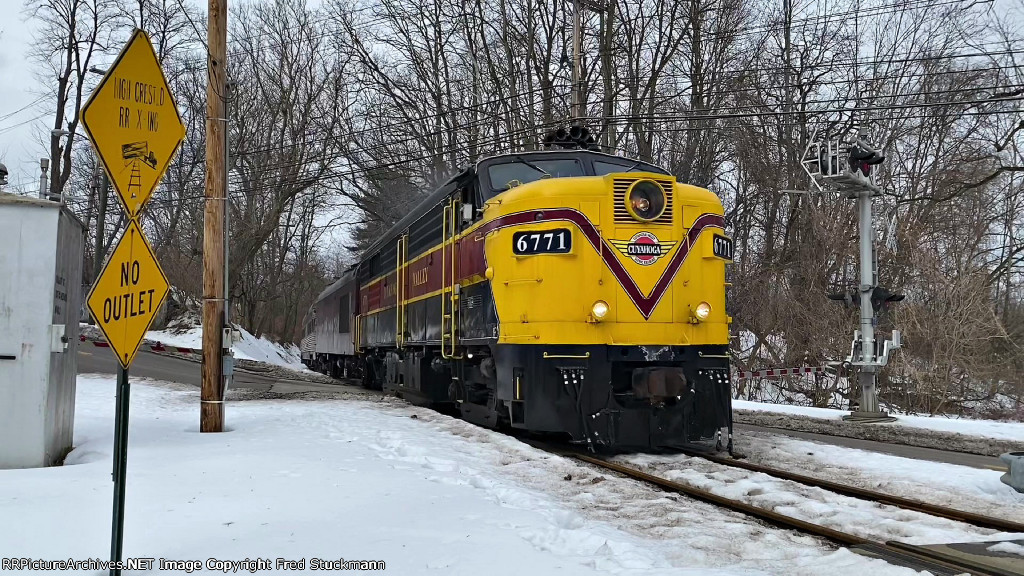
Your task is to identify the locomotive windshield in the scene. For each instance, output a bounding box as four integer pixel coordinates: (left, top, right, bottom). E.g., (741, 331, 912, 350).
(480, 151, 670, 198)
(594, 160, 647, 175)
(487, 158, 583, 191)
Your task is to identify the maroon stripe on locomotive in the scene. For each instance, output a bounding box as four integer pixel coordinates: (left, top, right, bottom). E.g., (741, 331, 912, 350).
(353, 208, 724, 319)
(468, 208, 724, 319)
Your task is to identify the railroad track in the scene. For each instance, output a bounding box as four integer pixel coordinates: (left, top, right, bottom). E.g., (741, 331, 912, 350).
(529, 441, 1024, 576)
(333, 378, 1023, 573)
(674, 447, 1024, 534)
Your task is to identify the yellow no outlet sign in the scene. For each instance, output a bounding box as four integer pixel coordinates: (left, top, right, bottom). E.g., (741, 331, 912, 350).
(87, 220, 170, 368)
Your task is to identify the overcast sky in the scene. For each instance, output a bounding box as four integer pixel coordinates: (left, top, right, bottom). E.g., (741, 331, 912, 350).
(0, 0, 48, 192)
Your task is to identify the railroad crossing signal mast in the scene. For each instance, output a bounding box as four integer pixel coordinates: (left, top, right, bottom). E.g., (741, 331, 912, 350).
(802, 125, 904, 422)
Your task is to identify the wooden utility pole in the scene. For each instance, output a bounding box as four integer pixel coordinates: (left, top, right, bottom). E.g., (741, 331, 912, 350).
(571, 0, 583, 122)
(201, 0, 227, 433)
(93, 160, 109, 282)
(599, 0, 615, 150)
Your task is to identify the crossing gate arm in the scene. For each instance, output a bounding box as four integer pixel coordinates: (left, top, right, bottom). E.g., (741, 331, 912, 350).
(735, 366, 828, 380)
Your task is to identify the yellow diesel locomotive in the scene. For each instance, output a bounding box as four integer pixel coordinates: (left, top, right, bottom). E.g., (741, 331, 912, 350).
(303, 133, 734, 451)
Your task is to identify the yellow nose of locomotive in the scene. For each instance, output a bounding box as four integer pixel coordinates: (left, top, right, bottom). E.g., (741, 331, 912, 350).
(479, 172, 731, 347)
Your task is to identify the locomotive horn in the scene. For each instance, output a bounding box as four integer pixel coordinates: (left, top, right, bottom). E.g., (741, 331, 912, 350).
(569, 126, 584, 140)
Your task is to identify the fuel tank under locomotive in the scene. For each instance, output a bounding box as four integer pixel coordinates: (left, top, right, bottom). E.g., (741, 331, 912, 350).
(493, 343, 732, 449)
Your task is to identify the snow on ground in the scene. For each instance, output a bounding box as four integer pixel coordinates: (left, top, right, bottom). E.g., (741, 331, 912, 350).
(989, 541, 1024, 556)
(730, 429, 1024, 523)
(735, 399, 1024, 442)
(2, 375, 932, 576)
(146, 324, 307, 370)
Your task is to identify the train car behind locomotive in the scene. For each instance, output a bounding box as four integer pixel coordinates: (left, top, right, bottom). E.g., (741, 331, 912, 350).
(303, 273, 360, 378)
(304, 132, 734, 451)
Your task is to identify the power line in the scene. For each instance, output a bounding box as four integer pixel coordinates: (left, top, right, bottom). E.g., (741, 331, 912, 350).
(147, 79, 1022, 196)
(219, 79, 1020, 170)
(233, 100, 1024, 184)
(226, 82, 568, 159)
(590, 92, 1024, 123)
(143, 120, 565, 208)
(0, 112, 51, 136)
(139, 88, 1023, 209)
(0, 95, 49, 123)
(120, 0, 1021, 81)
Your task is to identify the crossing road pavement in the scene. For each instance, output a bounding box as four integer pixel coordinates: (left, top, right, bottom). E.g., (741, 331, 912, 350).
(77, 346, 1008, 472)
(735, 423, 1008, 472)
(76, 346, 349, 394)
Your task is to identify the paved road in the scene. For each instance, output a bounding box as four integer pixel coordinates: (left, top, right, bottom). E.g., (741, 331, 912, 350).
(77, 346, 349, 394)
(736, 423, 1007, 472)
(77, 347, 1009, 471)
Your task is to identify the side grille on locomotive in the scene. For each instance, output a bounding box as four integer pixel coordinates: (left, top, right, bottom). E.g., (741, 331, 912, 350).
(612, 176, 675, 225)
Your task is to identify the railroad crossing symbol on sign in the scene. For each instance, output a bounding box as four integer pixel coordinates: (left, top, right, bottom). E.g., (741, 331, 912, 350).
(80, 29, 185, 218)
(87, 220, 169, 369)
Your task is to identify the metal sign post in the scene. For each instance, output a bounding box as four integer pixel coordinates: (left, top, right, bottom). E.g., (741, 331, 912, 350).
(79, 29, 184, 576)
(109, 366, 130, 574)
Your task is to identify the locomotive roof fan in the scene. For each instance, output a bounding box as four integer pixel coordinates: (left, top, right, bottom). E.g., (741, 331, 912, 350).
(543, 125, 602, 152)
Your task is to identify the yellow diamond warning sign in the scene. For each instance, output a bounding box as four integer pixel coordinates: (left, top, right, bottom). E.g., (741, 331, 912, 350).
(80, 29, 185, 218)
(87, 220, 170, 368)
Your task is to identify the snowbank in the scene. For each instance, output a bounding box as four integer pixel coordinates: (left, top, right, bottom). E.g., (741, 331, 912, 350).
(147, 324, 307, 370)
(735, 399, 1024, 442)
(0, 375, 928, 575)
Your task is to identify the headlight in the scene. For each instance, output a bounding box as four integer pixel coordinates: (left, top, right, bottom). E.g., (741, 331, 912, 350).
(694, 302, 712, 321)
(625, 180, 667, 222)
(592, 300, 610, 320)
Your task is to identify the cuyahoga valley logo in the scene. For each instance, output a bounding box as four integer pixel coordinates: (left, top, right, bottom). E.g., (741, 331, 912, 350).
(610, 232, 676, 266)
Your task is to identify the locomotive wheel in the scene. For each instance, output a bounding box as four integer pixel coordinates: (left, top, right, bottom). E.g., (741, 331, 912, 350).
(459, 392, 508, 430)
(362, 357, 381, 390)
(447, 378, 466, 403)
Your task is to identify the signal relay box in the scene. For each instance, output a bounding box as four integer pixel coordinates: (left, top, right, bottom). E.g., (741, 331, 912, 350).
(0, 193, 85, 469)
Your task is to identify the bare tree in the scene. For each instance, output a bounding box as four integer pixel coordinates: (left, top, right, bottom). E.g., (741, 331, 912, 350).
(28, 0, 114, 198)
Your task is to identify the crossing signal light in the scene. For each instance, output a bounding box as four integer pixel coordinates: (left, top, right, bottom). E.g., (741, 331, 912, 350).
(829, 287, 904, 313)
(827, 288, 857, 309)
(870, 286, 905, 314)
(849, 143, 885, 177)
(817, 149, 841, 176)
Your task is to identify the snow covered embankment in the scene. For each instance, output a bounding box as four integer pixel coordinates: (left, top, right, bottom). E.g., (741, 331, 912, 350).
(81, 321, 309, 372)
(146, 324, 307, 370)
